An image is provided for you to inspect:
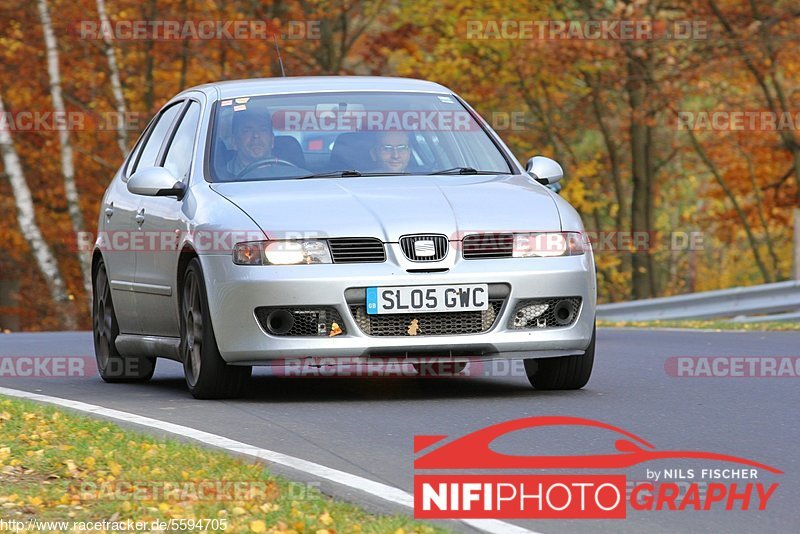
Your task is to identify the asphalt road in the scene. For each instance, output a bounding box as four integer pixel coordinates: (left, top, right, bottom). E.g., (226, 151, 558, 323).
(0, 328, 798, 533)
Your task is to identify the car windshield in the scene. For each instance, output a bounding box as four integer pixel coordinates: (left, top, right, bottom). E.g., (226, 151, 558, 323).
(208, 91, 513, 182)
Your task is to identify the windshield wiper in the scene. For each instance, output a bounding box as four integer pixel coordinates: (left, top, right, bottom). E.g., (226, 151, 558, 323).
(357, 172, 411, 176)
(296, 170, 414, 179)
(428, 167, 509, 175)
(296, 169, 362, 179)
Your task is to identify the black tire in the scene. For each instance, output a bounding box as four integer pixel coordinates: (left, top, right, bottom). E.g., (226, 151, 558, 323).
(524, 324, 595, 390)
(93, 260, 155, 382)
(413, 361, 468, 376)
(181, 258, 251, 399)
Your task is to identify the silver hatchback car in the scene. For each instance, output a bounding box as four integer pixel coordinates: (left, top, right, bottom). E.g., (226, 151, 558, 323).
(92, 77, 596, 398)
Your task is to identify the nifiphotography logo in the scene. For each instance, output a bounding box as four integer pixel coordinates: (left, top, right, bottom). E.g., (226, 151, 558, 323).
(413, 416, 782, 519)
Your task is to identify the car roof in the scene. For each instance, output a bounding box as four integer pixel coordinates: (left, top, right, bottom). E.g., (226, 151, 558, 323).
(179, 76, 453, 101)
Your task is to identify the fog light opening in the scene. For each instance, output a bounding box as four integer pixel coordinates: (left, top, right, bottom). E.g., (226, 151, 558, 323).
(553, 300, 576, 326)
(266, 310, 295, 335)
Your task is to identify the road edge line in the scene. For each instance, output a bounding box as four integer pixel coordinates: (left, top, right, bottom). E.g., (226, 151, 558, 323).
(0, 386, 538, 534)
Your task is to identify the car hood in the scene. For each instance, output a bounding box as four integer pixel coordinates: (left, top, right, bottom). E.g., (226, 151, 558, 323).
(209, 174, 561, 241)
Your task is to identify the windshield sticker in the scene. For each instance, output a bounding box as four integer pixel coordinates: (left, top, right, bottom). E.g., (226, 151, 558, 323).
(220, 100, 232, 107)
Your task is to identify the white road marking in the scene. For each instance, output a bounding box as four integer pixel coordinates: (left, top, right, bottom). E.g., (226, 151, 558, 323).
(599, 326, 775, 334)
(0, 386, 539, 534)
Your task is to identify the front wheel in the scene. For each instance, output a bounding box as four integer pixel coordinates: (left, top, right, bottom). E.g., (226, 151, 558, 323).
(181, 258, 251, 399)
(524, 324, 595, 390)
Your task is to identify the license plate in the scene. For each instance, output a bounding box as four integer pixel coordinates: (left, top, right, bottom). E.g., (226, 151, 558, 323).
(366, 284, 489, 315)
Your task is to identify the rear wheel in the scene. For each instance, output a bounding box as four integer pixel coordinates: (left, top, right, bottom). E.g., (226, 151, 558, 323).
(181, 258, 251, 399)
(93, 260, 155, 382)
(524, 324, 595, 390)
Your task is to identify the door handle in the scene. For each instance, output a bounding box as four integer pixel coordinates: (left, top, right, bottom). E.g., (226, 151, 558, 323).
(104, 203, 114, 218)
(135, 209, 145, 225)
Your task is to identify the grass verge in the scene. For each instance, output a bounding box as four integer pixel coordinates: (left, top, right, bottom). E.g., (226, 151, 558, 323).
(0, 395, 446, 533)
(597, 319, 800, 331)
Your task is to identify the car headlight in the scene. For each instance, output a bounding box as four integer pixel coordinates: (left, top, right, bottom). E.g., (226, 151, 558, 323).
(513, 232, 586, 257)
(233, 240, 333, 265)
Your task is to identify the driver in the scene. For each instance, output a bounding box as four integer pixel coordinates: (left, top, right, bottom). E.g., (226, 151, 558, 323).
(227, 107, 275, 176)
(370, 131, 411, 173)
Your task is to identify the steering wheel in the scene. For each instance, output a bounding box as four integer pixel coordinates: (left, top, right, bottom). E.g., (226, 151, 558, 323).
(235, 158, 299, 179)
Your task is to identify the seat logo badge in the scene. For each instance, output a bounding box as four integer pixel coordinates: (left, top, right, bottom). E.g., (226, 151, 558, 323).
(407, 318, 420, 336)
(414, 240, 436, 257)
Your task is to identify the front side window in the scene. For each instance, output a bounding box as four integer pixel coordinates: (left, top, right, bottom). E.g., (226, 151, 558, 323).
(163, 101, 201, 180)
(207, 92, 512, 182)
(133, 102, 182, 173)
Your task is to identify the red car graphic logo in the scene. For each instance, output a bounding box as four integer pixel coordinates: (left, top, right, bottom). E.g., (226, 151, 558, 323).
(414, 416, 782, 473)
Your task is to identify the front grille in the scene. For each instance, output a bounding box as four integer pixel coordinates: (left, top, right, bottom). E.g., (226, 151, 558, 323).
(255, 306, 345, 336)
(463, 233, 514, 259)
(400, 234, 448, 262)
(350, 300, 503, 336)
(507, 297, 582, 329)
(328, 238, 386, 263)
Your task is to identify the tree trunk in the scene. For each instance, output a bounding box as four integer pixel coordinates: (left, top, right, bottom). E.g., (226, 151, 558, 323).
(96, 0, 128, 156)
(0, 93, 76, 330)
(268, 0, 286, 77)
(742, 149, 782, 278)
(178, 0, 191, 89)
(626, 58, 652, 300)
(586, 75, 625, 231)
(217, 0, 227, 78)
(644, 124, 657, 297)
(143, 0, 157, 112)
(37, 0, 92, 301)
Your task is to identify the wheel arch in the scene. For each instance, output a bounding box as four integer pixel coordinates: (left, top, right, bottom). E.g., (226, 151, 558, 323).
(91, 248, 105, 288)
(176, 244, 200, 306)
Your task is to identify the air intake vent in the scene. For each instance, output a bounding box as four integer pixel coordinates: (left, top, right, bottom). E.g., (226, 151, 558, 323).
(350, 300, 504, 336)
(400, 234, 448, 262)
(328, 238, 386, 263)
(462, 233, 514, 259)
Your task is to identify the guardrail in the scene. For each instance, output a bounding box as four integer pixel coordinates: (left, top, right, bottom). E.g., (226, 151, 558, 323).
(596, 281, 800, 322)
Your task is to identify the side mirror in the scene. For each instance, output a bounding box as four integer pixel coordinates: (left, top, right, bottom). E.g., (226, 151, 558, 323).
(128, 167, 185, 199)
(526, 156, 563, 185)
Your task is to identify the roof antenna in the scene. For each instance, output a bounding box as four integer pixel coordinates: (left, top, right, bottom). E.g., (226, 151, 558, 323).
(273, 34, 286, 77)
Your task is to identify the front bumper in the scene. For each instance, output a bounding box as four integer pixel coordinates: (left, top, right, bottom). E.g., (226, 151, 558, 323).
(200, 248, 596, 365)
